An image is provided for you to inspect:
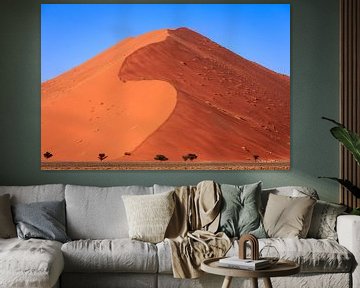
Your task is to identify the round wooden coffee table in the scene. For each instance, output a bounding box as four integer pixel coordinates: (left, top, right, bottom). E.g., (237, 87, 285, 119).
(201, 257, 300, 288)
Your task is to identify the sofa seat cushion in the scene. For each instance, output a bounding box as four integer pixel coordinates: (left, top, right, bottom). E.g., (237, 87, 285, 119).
(231, 238, 353, 273)
(260, 238, 353, 272)
(157, 238, 353, 274)
(62, 239, 158, 273)
(0, 238, 64, 288)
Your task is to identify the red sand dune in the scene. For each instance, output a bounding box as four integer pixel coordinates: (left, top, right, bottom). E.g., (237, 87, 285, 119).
(41, 27, 290, 163)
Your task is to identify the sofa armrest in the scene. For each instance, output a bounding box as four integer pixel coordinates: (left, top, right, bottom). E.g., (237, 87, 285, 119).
(337, 215, 360, 288)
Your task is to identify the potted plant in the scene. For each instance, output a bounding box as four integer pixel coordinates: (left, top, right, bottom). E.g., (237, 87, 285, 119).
(320, 117, 360, 215)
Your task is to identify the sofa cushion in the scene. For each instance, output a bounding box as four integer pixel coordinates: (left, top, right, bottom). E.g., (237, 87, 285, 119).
(263, 194, 316, 238)
(122, 191, 175, 243)
(0, 184, 65, 204)
(12, 200, 70, 243)
(307, 200, 347, 240)
(65, 185, 153, 239)
(157, 237, 353, 274)
(0, 194, 16, 238)
(234, 238, 353, 273)
(0, 238, 64, 288)
(218, 182, 266, 238)
(61, 239, 158, 273)
(260, 238, 353, 273)
(157, 240, 173, 274)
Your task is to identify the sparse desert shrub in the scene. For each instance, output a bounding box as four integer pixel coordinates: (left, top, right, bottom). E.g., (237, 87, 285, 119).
(154, 154, 168, 161)
(43, 151, 53, 159)
(124, 152, 131, 156)
(183, 153, 198, 161)
(98, 153, 108, 161)
(253, 155, 259, 162)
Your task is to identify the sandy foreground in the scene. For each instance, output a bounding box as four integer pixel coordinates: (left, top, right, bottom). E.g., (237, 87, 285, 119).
(41, 161, 290, 171)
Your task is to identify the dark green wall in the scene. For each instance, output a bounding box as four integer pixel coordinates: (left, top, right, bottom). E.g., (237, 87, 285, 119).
(0, 0, 340, 202)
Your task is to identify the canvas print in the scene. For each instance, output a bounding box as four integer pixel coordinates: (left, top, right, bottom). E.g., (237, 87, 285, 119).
(41, 4, 290, 170)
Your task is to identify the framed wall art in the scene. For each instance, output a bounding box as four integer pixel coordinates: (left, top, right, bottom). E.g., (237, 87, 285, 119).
(41, 4, 290, 170)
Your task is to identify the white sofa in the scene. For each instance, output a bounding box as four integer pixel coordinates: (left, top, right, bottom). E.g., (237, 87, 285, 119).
(0, 184, 359, 288)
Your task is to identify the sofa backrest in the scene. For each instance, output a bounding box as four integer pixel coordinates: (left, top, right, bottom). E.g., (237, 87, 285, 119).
(0, 184, 320, 240)
(65, 184, 154, 240)
(0, 184, 65, 204)
(153, 184, 176, 194)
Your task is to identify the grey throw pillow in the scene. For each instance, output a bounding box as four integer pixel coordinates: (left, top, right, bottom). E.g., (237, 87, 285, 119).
(12, 200, 70, 243)
(218, 182, 266, 238)
(0, 194, 16, 238)
(307, 200, 347, 240)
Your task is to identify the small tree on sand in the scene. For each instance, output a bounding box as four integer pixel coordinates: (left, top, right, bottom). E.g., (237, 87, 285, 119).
(182, 153, 198, 161)
(154, 154, 168, 161)
(43, 152, 53, 159)
(98, 153, 108, 161)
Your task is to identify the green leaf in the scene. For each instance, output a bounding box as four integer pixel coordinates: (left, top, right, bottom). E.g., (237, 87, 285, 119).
(351, 208, 360, 215)
(318, 177, 360, 198)
(321, 116, 344, 127)
(330, 126, 360, 165)
(322, 117, 360, 165)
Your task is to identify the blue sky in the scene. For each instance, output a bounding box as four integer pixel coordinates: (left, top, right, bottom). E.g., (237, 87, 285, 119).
(41, 4, 290, 82)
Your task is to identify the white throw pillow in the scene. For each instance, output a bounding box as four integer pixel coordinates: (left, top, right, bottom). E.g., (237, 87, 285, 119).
(122, 191, 175, 243)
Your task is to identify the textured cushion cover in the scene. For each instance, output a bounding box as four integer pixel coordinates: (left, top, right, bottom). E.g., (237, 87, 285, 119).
(0, 238, 64, 288)
(308, 200, 347, 240)
(65, 184, 153, 239)
(218, 182, 266, 238)
(0, 194, 16, 238)
(263, 193, 316, 238)
(61, 239, 158, 273)
(156, 240, 173, 274)
(254, 238, 353, 273)
(122, 191, 175, 243)
(158, 237, 353, 274)
(12, 200, 70, 243)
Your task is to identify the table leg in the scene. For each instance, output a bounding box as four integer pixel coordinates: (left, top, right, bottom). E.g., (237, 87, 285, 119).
(251, 278, 258, 288)
(263, 277, 273, 288)
(221, 276, 233, 288)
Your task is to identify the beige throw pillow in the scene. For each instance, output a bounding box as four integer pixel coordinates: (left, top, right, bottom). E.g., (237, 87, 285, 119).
(122, 191, 175, 243)
(0, 194, 16, 238)
(263, 193, 316, 238)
